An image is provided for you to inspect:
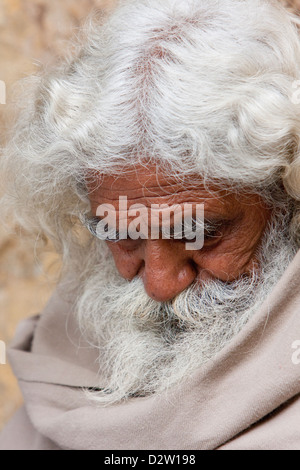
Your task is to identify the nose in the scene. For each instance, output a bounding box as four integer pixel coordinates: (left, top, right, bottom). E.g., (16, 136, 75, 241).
(140, 240, 197, 302)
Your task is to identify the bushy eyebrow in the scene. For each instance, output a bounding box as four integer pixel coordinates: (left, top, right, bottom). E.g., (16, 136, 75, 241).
(82, 214, 237, 241)
(88, 214, 233, 226)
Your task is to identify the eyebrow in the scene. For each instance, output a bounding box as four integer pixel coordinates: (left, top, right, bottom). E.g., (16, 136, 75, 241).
(82, 214, 236, 240)
(87, 214, 234, 225)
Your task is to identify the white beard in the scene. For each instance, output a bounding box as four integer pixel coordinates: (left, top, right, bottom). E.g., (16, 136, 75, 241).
(75, 209, 297, 404)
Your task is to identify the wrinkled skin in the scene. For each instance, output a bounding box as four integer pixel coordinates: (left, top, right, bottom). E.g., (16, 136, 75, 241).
(87, 165, 272, 302)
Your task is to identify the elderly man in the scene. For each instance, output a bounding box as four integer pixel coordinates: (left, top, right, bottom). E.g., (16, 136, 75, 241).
(0, 0, 300, 450)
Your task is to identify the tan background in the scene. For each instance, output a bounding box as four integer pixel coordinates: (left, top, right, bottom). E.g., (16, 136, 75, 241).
(0, 0, 118, 432)
(0, 0, 299, 432)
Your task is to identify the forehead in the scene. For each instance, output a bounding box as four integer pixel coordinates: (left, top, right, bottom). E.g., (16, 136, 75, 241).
(86, 164, 262, 214)
(88, 164, 221, 199)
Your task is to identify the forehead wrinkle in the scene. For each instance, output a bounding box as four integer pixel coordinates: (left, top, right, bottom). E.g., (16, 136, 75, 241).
(87, 166, 252, 213)
(89, 193, 239, 221)
(96, 186, 211, 200)
(100, 173, 191, 194)
(92, 177, 230, 201)
(87, 163, 236, 201)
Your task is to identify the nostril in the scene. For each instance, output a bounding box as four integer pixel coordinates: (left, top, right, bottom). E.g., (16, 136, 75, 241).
(146, 289, 176, 303)
(143, 267, 197, 302)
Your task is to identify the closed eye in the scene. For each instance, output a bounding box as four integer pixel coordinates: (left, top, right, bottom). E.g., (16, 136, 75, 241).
(82, 215, 236, 243)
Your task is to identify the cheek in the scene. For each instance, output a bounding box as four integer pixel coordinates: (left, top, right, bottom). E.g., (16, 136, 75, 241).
(194, 220, 268, 280)
(195, 250, 257, 281)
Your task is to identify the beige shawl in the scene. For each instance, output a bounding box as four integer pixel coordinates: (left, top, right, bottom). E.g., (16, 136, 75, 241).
(1, 251, 300, 450)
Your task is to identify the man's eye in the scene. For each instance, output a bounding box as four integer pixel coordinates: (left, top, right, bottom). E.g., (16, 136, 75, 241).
(203, 218, 237, 244)
(204, 228, 222, 241)
(84, 216, 229, 244)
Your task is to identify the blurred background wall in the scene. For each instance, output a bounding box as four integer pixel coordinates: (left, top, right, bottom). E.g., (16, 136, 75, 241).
(0, 0, 118, 432)
(0, 0, 299, 432)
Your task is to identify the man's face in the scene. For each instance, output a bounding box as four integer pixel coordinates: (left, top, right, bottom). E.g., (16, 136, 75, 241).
(87, 164, 272, 301)
(79, 166, 294, 404)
